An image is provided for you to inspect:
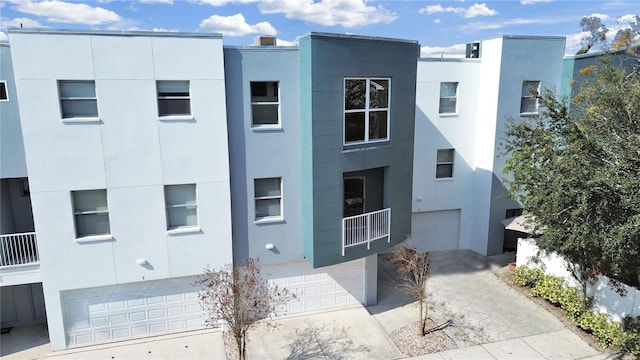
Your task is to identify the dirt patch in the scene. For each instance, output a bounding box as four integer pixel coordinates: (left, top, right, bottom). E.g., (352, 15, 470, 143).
(389, 319, 457, 357)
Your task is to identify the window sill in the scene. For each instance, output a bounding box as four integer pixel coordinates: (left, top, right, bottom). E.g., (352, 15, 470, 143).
(158, 115, 194, 121)
(435, 177, 454, 182)
(167, 226, 201, 235)
(61, 117, 101, 124)
(254, 217, 285, 225)
(439, 113, 458, 117)
(519, 112, 538, 117)
(343, 141, 391, 153)
(75, 234, 113, 243)
(251, 125, 282, 132)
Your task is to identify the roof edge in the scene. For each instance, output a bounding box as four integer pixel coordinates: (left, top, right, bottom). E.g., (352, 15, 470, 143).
(7, 28, 222, 39)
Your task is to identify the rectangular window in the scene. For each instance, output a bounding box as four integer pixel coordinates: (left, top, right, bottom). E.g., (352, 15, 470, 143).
(72, 189, 110, 238)
(439, 82, 458, 114)
(344, 78, 390, 145)
(436, 149, 454, 179)
(157, 81, 191, 117)
(520, 80, 540, 114)
(0, 81, 8, 101)
(164, 184, 198, 230)
(254, 177, 282, 221)
(59, 80, 98, 118)
(251, 81, 279, 127)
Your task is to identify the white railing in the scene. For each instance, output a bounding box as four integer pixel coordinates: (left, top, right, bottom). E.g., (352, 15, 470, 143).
(342, 208, 391, 256)
(0, 232, 39, 268)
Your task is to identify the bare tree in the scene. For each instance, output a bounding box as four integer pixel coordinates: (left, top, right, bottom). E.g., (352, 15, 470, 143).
(390, 244, 430, 336)
(196, 258, 294, 360)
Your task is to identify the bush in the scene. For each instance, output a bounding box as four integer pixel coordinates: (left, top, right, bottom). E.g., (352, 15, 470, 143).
(512, 266, 640, 355)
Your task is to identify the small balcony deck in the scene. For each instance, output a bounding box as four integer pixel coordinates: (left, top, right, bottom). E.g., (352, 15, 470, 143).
(342, 208, 390, 256)
(1, 232, 39, 269)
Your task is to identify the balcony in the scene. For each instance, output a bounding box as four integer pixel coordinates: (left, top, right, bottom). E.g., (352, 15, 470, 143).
(342, 208, 391, 256)
(1, 232, 39, 268)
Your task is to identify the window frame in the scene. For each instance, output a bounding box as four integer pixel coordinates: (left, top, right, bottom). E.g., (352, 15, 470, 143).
(439, 82, 458, 115)
(254, 177, 283, 223)
(250, 81, 281, 129)
(520, 80, 541, 115)
(72, 189, 112, 242)
(164, 184, 199, 233)
(343, 77, 391, 146)
(0, 81, 8, 101)
(436, 149, 455, 179)
(157, 80, 192, 119)
(58, 80, 99, 122)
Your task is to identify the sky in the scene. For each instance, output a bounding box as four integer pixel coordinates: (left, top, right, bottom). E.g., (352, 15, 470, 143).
(0, 0, 638, 56)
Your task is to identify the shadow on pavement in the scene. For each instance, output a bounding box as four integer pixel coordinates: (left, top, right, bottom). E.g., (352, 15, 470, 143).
(284, 320, 370, 360)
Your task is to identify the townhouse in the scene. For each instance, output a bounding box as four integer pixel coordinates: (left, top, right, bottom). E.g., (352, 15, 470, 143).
(1, 28, 574, 351)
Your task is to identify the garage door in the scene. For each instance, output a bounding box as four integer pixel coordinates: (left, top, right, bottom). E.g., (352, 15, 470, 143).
(62, 276, 203, 348)
(265, 258, 365, 313)
(410, 210, 460, 252)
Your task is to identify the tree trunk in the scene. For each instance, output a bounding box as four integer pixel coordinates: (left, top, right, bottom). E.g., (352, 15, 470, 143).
(241, 330, 247, 360)
(418, 299, 425, 336)
(235, 333, 243, 360)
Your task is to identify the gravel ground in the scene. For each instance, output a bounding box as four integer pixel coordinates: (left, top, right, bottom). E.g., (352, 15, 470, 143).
(390, 319, 457, 357)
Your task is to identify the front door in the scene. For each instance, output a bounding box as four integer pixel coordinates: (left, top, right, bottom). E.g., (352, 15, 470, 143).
(344, 177, 365, 217)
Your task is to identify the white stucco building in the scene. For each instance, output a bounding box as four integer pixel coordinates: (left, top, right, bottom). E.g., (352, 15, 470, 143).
(1, 28, 569, 351)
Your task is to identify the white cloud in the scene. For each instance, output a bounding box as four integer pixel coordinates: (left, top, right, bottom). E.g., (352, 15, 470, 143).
(198, 13, 276, 37)
(617, 14, 639, 25)
(1, 17, 45, 28)
(433, 18, 441, 24)
(276, 38, 297, 46)
(139, 0, 174, 3)
(564, 31, 589, 54)
(588, 13, 610, 21)
(0, 31, 8, 41)
(258, 0, 397, 28)
(459, 16, 563, 32)
(520, 0, 552, 4)
(152, 27, 179, 32)
(420, 43, 466, 57)
(10, 0, 120, 25)
(194, 0, 257, 5)
(418, 3, 497, 19)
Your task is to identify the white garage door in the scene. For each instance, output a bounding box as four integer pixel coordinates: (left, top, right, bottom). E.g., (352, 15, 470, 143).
(62, 276, 203, 348)
(410, 210, 460, 252)
(265, 258, 365, 314)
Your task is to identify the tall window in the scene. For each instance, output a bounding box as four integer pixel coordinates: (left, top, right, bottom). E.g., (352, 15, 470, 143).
(439, 82, 458, 114)
(0, 81, 8, 101)
(254, 177, 282, 221)
(251, 81, 279, 127)
(72, 190, 110, 238)
(164, 184, 198, 230)
(344, 78, 390, 145)
(157, 81, 191, 117)
(59, 80, 98, 118)
(436, 149, 454, 179)
(520, 80, 540, 114)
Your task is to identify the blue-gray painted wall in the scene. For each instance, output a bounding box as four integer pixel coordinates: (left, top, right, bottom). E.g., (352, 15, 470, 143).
(299, 34, 419, 268)
(224, 47, 304, 265)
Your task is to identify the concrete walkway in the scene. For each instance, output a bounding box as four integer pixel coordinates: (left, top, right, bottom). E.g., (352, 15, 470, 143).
(0, 250, 607, 359)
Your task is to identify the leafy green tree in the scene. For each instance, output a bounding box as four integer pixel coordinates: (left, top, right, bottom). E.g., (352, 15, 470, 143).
(502, 54, 640, 300)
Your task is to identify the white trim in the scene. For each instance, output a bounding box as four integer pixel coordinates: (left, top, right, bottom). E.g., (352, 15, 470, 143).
(74, 234, 113, 243)
(250, 81, 280, 128)
(158, 115, 194, 121)
(520, 80, 540, 115)
(254, 177, 283, 221)
(435, 148, 455, 179)
(438, 81, 458, 115)
(61, 117, 101, 123)
(166, 226, 201, 235)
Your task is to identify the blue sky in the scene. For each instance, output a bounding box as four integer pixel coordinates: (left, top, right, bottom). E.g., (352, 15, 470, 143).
(0, 0, 638, 56)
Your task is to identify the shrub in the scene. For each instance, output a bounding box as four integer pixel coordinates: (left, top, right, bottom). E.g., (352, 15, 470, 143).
(512, 266, 640, 355)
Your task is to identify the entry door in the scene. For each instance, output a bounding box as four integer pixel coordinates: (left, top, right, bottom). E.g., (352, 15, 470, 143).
(344, 177, 365, 217)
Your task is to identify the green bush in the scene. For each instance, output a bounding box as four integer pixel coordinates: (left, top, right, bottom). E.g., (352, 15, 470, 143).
(512, 266, 640, 355)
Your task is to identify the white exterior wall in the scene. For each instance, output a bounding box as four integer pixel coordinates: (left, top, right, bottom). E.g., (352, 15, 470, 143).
(8, 30, 232, 350)
(413, 59, 481, 252)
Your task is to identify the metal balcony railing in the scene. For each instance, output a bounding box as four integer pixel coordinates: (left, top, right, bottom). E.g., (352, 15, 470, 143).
(342, 208, 390, 256)
(0, 232, 39, 268)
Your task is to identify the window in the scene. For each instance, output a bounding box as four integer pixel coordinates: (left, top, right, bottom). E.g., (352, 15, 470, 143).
(251, 81, 279, 127)
(0, 81, 8, 101)
(59, 81, 98, 118)
(439, 82, 458, 114)
(436, 149, 454, 179)
(254, 177, 282, 221)
(520, 80, 540, 114)
(72, 190, 110, 238)
(344, 78, 390, 145)
(157, 81, 191, 117)
(164, 184, 198, 230)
